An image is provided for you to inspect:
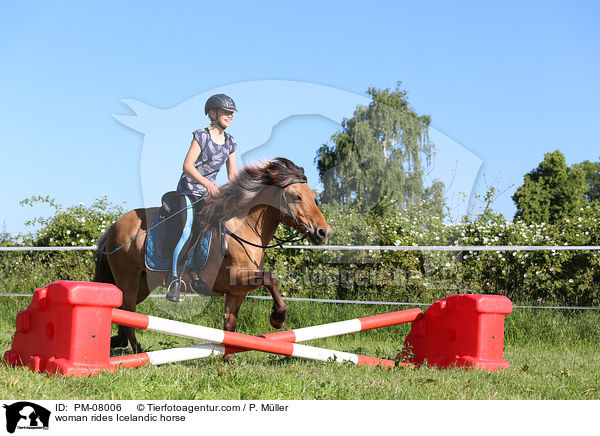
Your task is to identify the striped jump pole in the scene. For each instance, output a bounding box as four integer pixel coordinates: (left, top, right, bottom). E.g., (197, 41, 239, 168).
(110, 309, 422, 368)
(110, 308, 422, 369)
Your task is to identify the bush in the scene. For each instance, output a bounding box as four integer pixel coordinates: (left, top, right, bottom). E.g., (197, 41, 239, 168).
(457, 204, 600, 305)
(0, 196, 123, 292)
(264, 200, 600, 306)
(263, 198, 463, 303)
(2, 195, 599, 306)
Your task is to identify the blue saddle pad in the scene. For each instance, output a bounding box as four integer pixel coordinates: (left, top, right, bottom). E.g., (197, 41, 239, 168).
(145, 213, 212, 273)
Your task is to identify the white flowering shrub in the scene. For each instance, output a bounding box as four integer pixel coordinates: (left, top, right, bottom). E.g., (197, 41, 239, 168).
(3, 194, 599, 305)
(0, 196, 123, 291)
(459, 204, 600, 305)
(265, 200, 600, 305)
(264, 198, 459, 302)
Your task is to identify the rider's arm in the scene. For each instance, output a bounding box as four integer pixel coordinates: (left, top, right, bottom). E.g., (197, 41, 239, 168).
(226, 150, 238, 181)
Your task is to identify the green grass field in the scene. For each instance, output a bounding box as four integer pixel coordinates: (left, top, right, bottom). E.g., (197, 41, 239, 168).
(1, 294, 599, 400)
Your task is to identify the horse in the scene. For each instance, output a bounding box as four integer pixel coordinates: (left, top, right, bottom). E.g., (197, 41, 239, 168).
(94, 157, 331, 354)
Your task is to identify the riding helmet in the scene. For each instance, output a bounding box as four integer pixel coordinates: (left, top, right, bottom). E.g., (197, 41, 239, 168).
(205, 94, 237, 115)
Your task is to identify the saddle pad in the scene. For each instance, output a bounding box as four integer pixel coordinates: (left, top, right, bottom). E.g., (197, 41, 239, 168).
(145, 213, 212, 273)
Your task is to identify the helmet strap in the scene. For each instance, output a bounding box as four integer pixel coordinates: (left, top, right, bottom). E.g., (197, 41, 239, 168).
(210, 120, 227, 131)
(209, 109, 228, 130)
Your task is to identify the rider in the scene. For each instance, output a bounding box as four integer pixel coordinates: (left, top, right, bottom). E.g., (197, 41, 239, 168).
(166, 93, 238, 302)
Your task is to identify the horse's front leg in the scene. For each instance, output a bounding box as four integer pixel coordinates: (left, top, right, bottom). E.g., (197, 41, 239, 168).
(263, 271, 287, 329)
(242, 270, 287, 329)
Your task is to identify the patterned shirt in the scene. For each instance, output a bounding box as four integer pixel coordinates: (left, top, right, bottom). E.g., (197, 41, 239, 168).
(176, 128, 237, 196)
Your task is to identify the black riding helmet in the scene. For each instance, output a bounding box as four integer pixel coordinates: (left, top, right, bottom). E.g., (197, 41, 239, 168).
(205, 94, 237, 115)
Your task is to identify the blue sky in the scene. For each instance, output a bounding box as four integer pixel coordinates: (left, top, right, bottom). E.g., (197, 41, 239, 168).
(1, 1, 599, 236)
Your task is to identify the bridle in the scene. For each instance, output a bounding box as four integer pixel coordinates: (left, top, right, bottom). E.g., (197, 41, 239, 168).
(223, 180, 309, 250)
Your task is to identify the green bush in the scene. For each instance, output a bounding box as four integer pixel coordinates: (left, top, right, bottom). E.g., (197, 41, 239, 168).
(459, 204, 600, 305)
(2, 196, 599, 306)
(263, 199, 464, 303)
(264, 200, 600, 306)
(0, 196, 123, 292)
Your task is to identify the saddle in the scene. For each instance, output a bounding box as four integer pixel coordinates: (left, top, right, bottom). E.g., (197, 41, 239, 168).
(145, 191, 213, 274)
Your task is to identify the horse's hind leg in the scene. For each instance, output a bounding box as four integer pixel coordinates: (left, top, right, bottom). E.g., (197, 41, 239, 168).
(222, 293, 245, 361)
(111, 271, 145, 354)
(223, 293, 245, 332)
(110, 326, 129, 349)
(111, 275, 149, 351)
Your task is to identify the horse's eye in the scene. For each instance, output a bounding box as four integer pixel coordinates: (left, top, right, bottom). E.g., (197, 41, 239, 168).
(296, 194, 302, 201)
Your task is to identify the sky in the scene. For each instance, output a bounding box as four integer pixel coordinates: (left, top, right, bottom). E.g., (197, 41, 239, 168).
(1, 1, 599, 237)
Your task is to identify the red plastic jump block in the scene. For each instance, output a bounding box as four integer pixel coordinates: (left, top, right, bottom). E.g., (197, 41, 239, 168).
(403, 294, 512, 371)
(3, 281, 122, 376)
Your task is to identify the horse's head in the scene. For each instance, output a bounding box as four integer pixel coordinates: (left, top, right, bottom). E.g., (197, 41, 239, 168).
(209, 157, 331, 244)
(278, 180, 331, 245)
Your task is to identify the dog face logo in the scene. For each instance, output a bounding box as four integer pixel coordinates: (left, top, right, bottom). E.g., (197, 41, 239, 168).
(114, 80, 481, 219)
(3, 402, 51, 434)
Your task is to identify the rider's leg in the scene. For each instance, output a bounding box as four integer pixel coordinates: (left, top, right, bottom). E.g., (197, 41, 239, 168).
(166, 195, 205, 302)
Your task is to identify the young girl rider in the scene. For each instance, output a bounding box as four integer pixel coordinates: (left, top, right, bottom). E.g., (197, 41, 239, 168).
(166, 94, 238, 302)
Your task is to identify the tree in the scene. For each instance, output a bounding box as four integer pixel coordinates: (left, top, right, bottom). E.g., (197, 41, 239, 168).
(512, 150, 587, 224)
(315, 83, 443, 216)
(574, 159, 600, 203)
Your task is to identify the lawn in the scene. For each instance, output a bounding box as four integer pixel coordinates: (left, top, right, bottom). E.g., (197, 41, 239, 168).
(1, 294, 599, 400)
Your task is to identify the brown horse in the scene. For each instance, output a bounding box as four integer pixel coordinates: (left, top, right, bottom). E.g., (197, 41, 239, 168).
(94, 157, 331, 354)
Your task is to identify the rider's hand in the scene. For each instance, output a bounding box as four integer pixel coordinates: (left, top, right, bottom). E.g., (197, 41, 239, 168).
(205, 182, 220, 197)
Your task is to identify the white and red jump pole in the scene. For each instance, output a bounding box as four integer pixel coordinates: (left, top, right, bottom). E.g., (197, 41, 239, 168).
(111, 306, 422, 369)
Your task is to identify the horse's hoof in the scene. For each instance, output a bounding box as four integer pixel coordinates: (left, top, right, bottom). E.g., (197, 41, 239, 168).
(131, 344, 145, 354)
(110, 335, 128, 349)
(191, 278, 212, 296)
(270, 312, 286, 329)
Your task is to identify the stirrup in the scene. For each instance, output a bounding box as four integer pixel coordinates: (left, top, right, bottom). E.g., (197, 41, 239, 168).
(166, 278, 186, 302)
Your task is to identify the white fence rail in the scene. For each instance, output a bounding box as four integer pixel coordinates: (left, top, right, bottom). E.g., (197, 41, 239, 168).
(1, 245, 600, 252)
(0, 246, 98, 252)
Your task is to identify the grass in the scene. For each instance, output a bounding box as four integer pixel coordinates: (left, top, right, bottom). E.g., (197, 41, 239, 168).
(1, 293, 599, 400)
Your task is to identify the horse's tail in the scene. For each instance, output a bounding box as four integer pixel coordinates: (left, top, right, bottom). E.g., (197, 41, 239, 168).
(93, 226, 115, 284)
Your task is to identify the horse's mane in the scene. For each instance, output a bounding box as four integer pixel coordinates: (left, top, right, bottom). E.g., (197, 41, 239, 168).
(199, 157, 307, 226)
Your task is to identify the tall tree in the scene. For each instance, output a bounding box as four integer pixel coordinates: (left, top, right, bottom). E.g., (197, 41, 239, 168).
(315, 83, 443, 215)
(574, 159, 600, 203)
(512, 150, 587, 223)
